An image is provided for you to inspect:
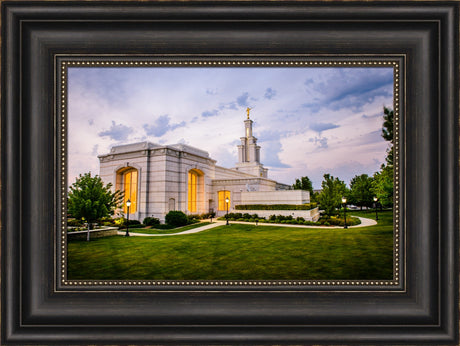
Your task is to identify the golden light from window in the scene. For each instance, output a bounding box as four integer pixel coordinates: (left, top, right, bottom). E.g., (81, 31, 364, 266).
(188, 171, 198, 212)
(123, 170, 137, 213)
(218, 190, 231, 211)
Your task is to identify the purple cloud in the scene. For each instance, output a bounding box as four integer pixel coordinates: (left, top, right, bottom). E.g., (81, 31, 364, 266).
(98, 121, 133, 141)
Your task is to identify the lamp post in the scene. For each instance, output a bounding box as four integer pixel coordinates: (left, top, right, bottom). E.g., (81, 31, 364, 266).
(225, 197, 229, 226)
(373, 196, 379, 221)
(125, 199, 131, 237)
(342, 196, 348, 229)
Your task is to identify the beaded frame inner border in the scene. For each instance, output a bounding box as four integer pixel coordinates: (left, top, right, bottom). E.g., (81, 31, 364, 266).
(57, 57, 402, 290)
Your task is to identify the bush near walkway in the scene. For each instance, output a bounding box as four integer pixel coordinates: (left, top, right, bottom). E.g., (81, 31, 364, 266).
(217, 213, 360, 226)
(165, 211, 189, 227)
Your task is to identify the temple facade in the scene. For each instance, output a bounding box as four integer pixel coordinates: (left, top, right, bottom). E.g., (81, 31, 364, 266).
(98, 110, 317, 222)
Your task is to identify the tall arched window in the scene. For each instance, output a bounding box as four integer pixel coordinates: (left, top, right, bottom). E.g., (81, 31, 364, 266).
(123, 169, 138, 214)
(188, 171, 198, 212)
(218, 190, 231, 211)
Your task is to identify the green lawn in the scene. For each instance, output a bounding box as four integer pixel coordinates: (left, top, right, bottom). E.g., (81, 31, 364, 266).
(67, 210, 393, 280)
(128, 222, 211, 235)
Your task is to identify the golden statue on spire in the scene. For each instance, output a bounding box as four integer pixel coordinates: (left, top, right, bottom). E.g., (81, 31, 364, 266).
(246, 107, 252, 119)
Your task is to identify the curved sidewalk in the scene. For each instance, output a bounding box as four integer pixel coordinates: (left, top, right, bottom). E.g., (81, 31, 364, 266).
(117, 216, 377, 237)
(117, 221, 226, 237)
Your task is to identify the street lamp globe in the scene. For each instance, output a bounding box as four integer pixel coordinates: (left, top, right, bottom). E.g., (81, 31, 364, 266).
(125, 199, 131, 237)
(373, 196, 379, 221)
(225, 197, 230, 226)
(341, 197, 348, 229)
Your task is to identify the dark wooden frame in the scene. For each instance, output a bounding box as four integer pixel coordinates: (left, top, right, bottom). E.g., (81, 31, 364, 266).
(2, 1, 458, 345)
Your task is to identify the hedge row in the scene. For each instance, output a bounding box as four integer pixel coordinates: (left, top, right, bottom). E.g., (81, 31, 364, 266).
(235, 203, 317, 210)
(217, 215, 361, 227)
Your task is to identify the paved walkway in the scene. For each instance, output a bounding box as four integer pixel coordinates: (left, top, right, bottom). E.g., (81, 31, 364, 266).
(117, 222, 226, 237)
(117, 216, 377, 237)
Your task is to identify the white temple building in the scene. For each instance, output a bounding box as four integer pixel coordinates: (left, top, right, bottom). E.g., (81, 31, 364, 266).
(98, 109, 318, 222)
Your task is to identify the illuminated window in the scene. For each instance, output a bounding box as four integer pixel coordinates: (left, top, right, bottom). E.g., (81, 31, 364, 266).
(218, 190, 231, 211)
(188, 171, 198, 212)
(123, 169, 138, 214)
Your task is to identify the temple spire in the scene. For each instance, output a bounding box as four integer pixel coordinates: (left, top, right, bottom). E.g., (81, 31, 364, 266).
(235, 108, 268, 178)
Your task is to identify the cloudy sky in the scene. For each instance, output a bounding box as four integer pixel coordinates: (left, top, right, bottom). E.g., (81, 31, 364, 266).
(68, 66, 393, 189)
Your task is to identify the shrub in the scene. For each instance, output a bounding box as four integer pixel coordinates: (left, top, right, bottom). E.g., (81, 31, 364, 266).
(165, 211, 188, 227)
(127, 219, 141, 226)
(114, 217, 125, 227)
(98, 216, 115, 226)
(67, 219, 83, 227)
(187, 215, 200, 224)
(200, 212, 216, 219)
(227, 212, 243, 219)
(235, 203, 317, 210)
(143, 217, 160, 226)
(317, 216, 360, 227)
(114, 218, 142, 229)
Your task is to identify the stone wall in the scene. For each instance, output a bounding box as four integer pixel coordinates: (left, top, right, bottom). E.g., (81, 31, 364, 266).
(67, 227, 118, 241)
(241, 208, 320, 222)
(240, 190, 310, 205)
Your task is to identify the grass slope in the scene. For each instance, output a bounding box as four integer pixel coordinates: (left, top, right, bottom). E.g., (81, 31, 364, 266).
(67, 210, 393, 280)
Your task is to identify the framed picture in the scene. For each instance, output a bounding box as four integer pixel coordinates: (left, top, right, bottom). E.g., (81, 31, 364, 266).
(2, 1, 458, 345)
(64, 59, 397, 283)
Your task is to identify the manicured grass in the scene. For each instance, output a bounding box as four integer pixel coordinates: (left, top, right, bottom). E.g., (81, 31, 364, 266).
(349, 208, 392, 222)
(128, 222, 211, 235)
(67, 210, 393, 280)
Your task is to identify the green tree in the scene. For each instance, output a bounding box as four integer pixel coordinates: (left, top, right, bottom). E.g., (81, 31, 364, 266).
(349, 174, 374, 210)
(318, 174, 348, 217)
(372, 164, 393, 208)
(68, 172, 123, 241)
(382, 106, 394, 166)
(372, 106, 394, 207)
(293, 176, 313, 193)
(292, 176, 315, 201)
